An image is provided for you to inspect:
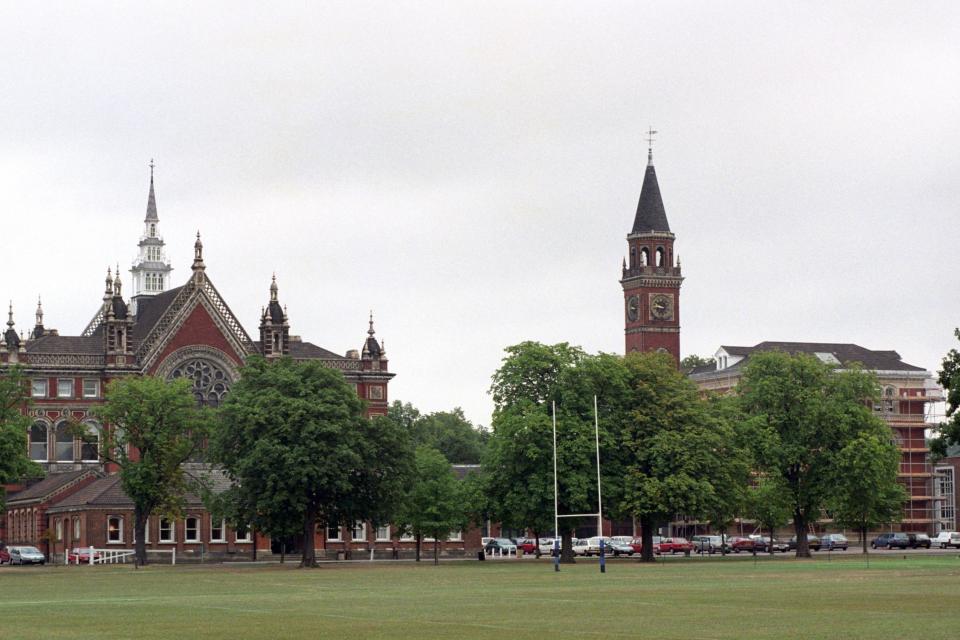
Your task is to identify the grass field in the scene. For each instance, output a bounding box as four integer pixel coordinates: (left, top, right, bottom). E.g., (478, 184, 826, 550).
(1, 555, 958, 639)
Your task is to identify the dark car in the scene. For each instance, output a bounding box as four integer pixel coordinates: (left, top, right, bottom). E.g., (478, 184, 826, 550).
(907, 533, 931, 549)
(602, 539, 635, 557)
(821, 534, 849, 551)
(788, 535, 821, 551)
(871, 532, 909, 549)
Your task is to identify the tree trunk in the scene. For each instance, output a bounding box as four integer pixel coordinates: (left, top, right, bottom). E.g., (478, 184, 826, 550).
(343, 518, 352, 561)
(433, 538, 439, 565)
(560, 529, 576, 564)
(415, 534, 422, 562)
(768, 527, 774, 555)
(534, 532, 541, 559)
(640, 515, 656, 562)
(301, 504, 317, 567)
(794, 509, 811, 558)
(861, 524, 868, 554)
(134, 507, 148, 567)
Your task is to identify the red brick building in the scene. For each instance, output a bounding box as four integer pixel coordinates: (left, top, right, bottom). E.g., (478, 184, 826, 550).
(0, 169, 435, 560)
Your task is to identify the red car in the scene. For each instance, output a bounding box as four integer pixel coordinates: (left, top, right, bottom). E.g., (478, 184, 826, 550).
(629, 537, 661, 555)
(658, 537, 694, 555)
(518, 539, 538, 555)
(67, 548, 102, 564)
(727, 537, 755, 553)
(0, 547, 10, 564)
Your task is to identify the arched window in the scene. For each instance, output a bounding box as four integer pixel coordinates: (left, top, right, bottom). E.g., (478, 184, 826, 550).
(630, 247, 636, 267)
(81, 422, 100, 462)
(149, 223, 156, 237)
(29, 421, 48, 461)
(170, 359, 231, 408)
(884, 386, 896, 413)
(656, 247, 665, 267)
(640, 248, 649, 266)
(55, 421, 74, 462)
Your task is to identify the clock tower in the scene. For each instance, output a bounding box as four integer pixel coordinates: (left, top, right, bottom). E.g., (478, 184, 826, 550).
(620, 144, 682, 365)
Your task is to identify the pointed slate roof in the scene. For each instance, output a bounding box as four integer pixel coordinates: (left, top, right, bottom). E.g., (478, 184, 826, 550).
(630, 162, 671, 234)
(145, 172, 158, 222)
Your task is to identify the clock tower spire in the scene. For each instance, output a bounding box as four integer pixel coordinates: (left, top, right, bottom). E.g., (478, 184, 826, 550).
(620, 135, 682, 365)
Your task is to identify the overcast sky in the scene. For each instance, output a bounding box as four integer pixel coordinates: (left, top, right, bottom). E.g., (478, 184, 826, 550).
(1, 2, 958, 426)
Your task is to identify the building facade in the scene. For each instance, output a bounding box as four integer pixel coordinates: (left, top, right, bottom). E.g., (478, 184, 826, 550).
(0, 170, 411, 559)
(691, 342, 943, 534)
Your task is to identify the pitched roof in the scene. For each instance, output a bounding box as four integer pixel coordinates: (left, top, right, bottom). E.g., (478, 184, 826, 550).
(630, 163, 671, 234)
(5, 470, 97, 504)
(713, 342, 926, 372)
(285, 341, 348, 360)
(25, 335, 103, 355)
(131, 286, 184, 341)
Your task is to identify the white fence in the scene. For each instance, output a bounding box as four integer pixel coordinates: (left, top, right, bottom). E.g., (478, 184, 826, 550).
(65, 547, 176, 566)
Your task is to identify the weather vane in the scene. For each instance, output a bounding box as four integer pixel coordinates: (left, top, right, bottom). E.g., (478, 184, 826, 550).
(149, 158, 155, 178)
(645, 127, 657, 153)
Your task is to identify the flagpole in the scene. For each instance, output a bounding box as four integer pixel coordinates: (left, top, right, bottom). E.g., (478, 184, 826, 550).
(595, 394, 605, 573)
(552, 400, 560, 572)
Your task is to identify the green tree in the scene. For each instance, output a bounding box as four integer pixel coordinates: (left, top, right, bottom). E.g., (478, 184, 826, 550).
(828, 432, 907, 553)
(95, 376, 211, 566)
(211, 357, 412, 567)
(414, 408, 487, 464)
(680, 354, 716, 370)
(738, 351, 889, 558)
(395, 446, 467, 564)
(932, 328, 960, 456)
(0, 367, 43, 509)
(746, 476, 793, 554)
(620, 353, 750, 562)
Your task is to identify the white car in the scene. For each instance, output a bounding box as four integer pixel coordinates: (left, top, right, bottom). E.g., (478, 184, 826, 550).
(572, 539, 591, 556)
(934, 531, 960, 548)
(538, 538, 558, 555)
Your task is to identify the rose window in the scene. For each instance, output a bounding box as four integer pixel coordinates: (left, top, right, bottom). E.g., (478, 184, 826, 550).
(169, 358, 231, 407)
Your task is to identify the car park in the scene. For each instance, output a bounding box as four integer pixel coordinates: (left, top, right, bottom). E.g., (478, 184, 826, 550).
(907, 533, 931, 549)
(821, 534, 849, 551)
(8, 546, 46, 565)
(871, 533, 909, 549)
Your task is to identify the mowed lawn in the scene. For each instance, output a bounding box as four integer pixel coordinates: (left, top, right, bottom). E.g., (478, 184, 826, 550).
(1, 556, 959, 639)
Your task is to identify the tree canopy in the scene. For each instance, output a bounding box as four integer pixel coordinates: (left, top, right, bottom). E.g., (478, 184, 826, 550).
(395, 446, 467, 563)
(738, 351, 894, 557)
(0, 367, 43, 509)
(94, 375, 212, 565)
(387, 401, 487, 464)
(932, 328, 960, 456)
(211, 356, 413, 567)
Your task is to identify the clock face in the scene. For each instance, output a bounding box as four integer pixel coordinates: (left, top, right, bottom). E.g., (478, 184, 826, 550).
(649, 294, 674, 320)
(626, 295, 639, 322)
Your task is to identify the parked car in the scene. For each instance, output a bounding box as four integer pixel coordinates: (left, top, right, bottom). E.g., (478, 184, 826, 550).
(727, 537, 755, 553)
(572, 539, 591, 556)
(8, 546, 46, 565)
(628, 536, 661, 555)
(603, 538, 636, 557)
(821, 534, 849, 551)
(537, 538, 558, 555)
(0, 547, 10, 564)
(658, 537, 693, 555)
(788, 535, 821, 551)
(937, 532, 960, 549)
(932, 531, 956, 548)
(871, 533, 909, 549)
(484, 538, 517, 555)
(907, 533, 931, 549)
(516, 538, 538, 555)
(692, 535, 725, 554)
(67, 548, 103, 564)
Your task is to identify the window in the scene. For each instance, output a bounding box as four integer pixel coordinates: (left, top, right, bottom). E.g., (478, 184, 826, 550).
(327, 525, 341, 541)
(448, 531, 463, 542)
(655, 247, 665, 267)
(55, 422, 73, 462)
(80, 423, 99, 462)
(31, 379, 47, 398)
(210, 519, 225, 542)
(29, 422, 48, 461)
(235, 527, 252, 543)
(73, 518, 81, 541)
(368, 385, 384, 400)
(351, 521, 366, 541)
(107, 516, 123, 543)
(375, 525, 391, 541)
(55, 519, 63, 541)
(57, 379, 74, 398)
(149, 223, 156, 237)
(185, 517, 200, 542)
(82, 379, 99, 398)
(640, 247, 649, 266)
(159, 518, 175, 543)
(399, 530, 414, 542)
